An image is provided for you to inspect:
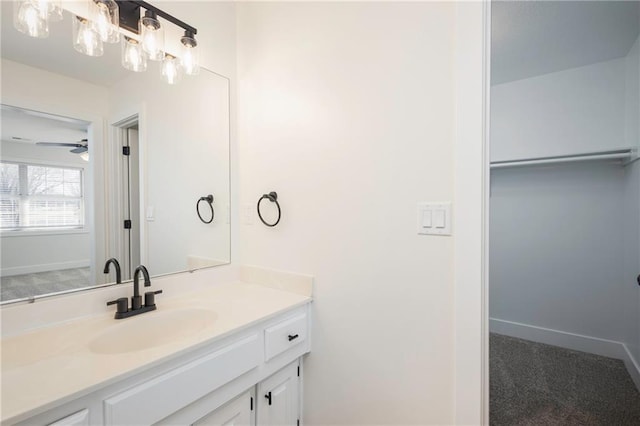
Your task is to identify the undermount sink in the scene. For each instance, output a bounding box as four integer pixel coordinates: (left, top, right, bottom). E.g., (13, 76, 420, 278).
(89, 308, 217, 355)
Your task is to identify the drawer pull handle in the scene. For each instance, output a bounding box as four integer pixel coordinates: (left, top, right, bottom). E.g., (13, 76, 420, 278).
(265, 391, 272, 405)
(288, 334, 299, 341)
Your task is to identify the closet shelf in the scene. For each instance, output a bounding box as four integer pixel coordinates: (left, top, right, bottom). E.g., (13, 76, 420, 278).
(490, 148, 638, 169)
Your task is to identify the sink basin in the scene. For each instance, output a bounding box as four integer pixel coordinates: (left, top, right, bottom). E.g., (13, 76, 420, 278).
(89, 308, 217, 354)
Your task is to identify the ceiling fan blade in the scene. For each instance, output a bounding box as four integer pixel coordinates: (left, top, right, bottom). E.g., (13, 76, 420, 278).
(70, 146, 88, 154)
(36, 142, 81, 147)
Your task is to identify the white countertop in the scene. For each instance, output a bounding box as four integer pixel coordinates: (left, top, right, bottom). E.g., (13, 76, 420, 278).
(0, 281, 311, 424)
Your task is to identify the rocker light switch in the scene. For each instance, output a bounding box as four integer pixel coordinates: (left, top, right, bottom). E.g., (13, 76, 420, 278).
(422, 210, 432, 228)
(417, 202, 452, 236)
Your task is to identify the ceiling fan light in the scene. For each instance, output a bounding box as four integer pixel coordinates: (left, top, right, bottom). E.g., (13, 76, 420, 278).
(80, 152, 90, 162)
(122, 36, 147, 72)
(90, 0, 120, 43)
(14, 1, 49, 38)
(73, 16, 104, 57)
(139, 10, 164, 61)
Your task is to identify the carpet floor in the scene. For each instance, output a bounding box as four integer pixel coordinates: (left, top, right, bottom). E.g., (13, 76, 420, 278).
(0, 267, 91, 301)
(490, 333, 640, 425)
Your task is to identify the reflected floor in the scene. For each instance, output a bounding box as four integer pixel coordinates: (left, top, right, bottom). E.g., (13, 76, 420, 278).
(0, 267, 91, 301)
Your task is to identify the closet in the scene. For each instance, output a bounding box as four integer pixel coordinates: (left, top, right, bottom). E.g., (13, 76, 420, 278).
(489, 1, 640, 424)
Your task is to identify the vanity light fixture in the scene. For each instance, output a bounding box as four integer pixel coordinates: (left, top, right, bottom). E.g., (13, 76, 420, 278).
(90, 0, 120, 43)
(180, 30, 199, 76)
(13, 1, 49, 38)
(73, 16, 104, 57)
(139, 9, 164, 60)
(161, 53, 181, 85)
(122, 36, 147, 72)
(11, 0, 199, 84)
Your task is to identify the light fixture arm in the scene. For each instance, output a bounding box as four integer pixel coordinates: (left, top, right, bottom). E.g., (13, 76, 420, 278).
(116, 0, 197, 35)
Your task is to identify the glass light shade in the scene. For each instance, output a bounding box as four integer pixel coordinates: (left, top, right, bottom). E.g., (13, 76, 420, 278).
(32, 0, 63, 22)
(13, 1, 49, 38)
(180, 33, 199, 76)
(139, 11, 164, 61)
(72, 16, 104, 57)
(122, 36, 147, 72)
(90, 0, 120, 43)
(79, 152, 90, 162)
(162, 54, 182, 85)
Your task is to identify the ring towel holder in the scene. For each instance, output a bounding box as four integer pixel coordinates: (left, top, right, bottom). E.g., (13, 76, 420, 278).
(257, 192, 281, 227)
(197, 194, 214, 224)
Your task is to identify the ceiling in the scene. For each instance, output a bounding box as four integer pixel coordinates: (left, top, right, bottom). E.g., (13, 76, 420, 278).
(1, 105, 88, 146)
(0, 2, 130, 87)
(492, 1, 640, 85)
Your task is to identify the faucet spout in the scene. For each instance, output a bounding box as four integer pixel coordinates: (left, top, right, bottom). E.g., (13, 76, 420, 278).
(103, 258, 122, 284)
(132, 265, 151, 310)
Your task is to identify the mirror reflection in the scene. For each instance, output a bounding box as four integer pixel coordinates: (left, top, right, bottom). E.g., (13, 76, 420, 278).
(0, 5, 231, 303)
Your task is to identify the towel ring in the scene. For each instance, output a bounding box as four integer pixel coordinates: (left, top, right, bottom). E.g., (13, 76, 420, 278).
(197, 194, 214, 224)
(257, 192, 281, 227)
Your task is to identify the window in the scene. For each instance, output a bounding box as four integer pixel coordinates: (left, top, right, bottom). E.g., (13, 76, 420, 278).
(0, 161, 84, 230)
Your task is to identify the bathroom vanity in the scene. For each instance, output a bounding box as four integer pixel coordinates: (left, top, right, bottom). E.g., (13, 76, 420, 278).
(1, 279, 312, 426)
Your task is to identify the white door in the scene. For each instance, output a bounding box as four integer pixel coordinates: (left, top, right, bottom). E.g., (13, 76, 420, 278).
(193, 390, 254, 426)
(257, 362, 299, 426)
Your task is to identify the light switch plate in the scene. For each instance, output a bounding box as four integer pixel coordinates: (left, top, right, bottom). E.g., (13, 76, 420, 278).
(417, 202, 452, 236)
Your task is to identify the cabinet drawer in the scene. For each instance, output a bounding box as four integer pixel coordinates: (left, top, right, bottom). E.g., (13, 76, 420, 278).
(104, 334, 260, 425)
(264, 312, 307, 361)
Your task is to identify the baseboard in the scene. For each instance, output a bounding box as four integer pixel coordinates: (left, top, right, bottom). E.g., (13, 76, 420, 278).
(490, 318, 640, 391)
(622, 344, 640, 391)
(1, 260, 89, 277)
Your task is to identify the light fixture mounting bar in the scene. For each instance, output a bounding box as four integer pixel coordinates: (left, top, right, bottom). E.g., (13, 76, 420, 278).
(131, 0, 197, 34)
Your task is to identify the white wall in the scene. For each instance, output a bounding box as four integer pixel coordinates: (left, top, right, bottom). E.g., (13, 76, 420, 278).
(491, 58, 627, 162)
(108, 69, 230, 276)
(237, 3, 455, 424)
(0, 141, 90, 276)
(490, 163, 626, 340)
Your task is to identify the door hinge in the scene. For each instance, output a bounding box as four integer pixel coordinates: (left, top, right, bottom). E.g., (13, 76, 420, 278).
(122, 146, 130, 156)
(297, 366, 300, 377)
(250, 396, 253, 411)
(124, 219, 132, 229)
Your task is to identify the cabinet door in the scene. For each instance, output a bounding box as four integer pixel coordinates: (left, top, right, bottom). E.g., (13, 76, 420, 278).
(193, 390, 254, 426)
(257, 362, 299, 426)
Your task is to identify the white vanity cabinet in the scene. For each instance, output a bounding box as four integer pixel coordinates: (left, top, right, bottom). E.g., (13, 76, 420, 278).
(192, 390, 255, 426)
(11, 303, 310, 426)
(257, 362, 300, 425)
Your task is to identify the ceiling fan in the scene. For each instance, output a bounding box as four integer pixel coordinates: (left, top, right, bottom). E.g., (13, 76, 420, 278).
(36, 139, 88, 154)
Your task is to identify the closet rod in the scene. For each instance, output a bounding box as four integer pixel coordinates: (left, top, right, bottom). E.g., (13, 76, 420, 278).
(491, 151, 632, 169)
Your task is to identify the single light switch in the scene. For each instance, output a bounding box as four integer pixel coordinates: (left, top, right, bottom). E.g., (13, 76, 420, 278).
(422, 210, 433, 228)
(146, 206, 155, 221)
(434, 209, 446, 228)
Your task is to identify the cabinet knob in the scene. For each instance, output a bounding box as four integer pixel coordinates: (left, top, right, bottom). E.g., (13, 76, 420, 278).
(288, 334, 299, 342)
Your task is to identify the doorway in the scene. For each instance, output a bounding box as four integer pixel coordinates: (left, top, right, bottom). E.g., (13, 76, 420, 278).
(488, 1, 640, 424)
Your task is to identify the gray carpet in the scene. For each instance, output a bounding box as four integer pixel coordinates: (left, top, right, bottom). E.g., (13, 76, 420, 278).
(490, 333, 640, 425)
(0, 267, 91, 301)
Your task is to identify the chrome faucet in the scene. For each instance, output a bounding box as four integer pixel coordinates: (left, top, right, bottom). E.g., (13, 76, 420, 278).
(106, 264, 162, 319)
(103, 258, 122, 284)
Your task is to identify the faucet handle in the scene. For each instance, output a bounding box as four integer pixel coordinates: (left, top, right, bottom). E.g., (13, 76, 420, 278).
(107, 297, 128, 315)
(144, 290, 163, 308)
